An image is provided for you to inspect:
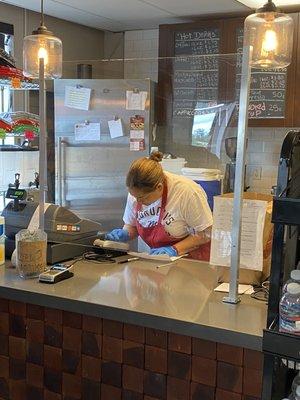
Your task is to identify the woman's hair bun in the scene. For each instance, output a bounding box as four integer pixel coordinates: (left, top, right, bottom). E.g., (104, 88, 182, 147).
(149, 151, 163, 163)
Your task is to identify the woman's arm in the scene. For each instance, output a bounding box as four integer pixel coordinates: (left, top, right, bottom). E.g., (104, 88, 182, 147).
(123, 224, 138, 240)
(173, 227, 211, 256)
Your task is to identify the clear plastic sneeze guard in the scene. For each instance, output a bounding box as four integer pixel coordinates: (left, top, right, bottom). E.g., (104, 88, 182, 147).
(0, 52, 277, 299)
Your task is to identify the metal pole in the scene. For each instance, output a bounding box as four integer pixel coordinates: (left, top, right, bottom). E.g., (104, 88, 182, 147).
(1, 86, 4, 113)
(23, 8, 29, 113)
(223, 45, 252, 304)
(61, 138, 67, 208)
(38, 58, 46, 231)
(57, 137, 62, 206)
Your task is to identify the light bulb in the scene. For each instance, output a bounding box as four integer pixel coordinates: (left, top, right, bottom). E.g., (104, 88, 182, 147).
(245, 9, 293, 69)
(38, 47, 48, 65)
(261, 29, 278, 54)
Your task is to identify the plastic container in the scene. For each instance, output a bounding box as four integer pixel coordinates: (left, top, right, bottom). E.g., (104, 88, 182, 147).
(0, 216, 5, 236)
(0, 216, 5, 266)
(181, 167, 222, 210)
(279, 282, 300, 335)
(161, 158, 186, 175)
(0, 236, 5, 266)
(283, 269, 300, 294)
(16, 229, 47, 279)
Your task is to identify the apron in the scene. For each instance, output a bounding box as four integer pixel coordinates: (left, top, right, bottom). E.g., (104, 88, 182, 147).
(135, 184, 211, 261)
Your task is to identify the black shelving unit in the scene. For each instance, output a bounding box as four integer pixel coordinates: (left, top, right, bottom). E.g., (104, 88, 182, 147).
(262, 130, 300, 400)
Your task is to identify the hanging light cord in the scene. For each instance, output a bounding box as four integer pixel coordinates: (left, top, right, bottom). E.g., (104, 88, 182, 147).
(40, 0, 45, 27)
(261, 0, 277, 12)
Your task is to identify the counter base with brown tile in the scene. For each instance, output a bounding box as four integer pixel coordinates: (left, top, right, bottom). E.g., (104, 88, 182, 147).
(0, 298, 263, 400)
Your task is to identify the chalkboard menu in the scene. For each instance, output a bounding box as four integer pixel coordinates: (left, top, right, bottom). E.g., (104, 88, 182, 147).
(236, 27, 287, 119)
(172, 29, 220, 118)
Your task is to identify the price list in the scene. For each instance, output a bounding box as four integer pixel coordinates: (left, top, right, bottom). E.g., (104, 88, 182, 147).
(173, 29, 220, 118)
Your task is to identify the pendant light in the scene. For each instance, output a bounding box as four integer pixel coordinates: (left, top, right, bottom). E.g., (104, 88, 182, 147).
(244, 0, 294, 69)
(23, 0, 62, 231)
(23, 0, 62, 78)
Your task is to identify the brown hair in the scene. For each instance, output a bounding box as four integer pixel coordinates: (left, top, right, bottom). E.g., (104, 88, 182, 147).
(126, 151, 164, 192)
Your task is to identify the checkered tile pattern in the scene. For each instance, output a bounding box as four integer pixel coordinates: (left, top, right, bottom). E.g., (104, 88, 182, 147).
(0, 298, 263, 399)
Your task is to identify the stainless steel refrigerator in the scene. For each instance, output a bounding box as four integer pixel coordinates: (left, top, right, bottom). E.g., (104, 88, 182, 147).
(54, 79, 157, 231)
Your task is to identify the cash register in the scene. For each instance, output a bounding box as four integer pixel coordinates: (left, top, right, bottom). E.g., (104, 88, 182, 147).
(2, 178, 126, 263)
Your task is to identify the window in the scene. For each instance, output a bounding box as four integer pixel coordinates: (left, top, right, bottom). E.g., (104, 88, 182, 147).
(191, 102, 218, 148)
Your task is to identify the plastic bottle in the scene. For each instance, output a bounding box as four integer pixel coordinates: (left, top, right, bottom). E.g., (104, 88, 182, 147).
(0, 216, 4, 236)
(0, 216, 5, 266)
(0, 236, 4, 266)
(283, 268, 300, 294)
(279, 283, 300, 335)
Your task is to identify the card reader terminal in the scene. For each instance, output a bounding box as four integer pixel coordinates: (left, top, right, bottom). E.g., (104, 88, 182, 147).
(39, 264, 74, 283)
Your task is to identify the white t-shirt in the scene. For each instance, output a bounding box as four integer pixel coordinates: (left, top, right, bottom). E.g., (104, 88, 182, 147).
(123, 171, 213, 239)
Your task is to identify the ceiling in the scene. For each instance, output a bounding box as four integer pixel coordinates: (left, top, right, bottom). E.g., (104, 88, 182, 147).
(239, 0, 300, 7)
(0, 0, 299, 32)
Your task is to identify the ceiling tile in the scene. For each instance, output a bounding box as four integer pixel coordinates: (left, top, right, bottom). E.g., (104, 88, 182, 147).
(1, 0, 125, 31)
(140, 0, 249, 15)
(5, 0, 297, 32)
(238, 0, 300, 8)
(119, 16, 192, 30)
(52, 0, 176, 19)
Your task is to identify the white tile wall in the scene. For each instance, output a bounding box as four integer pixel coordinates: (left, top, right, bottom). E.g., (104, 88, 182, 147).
(123, 28, 299, 195)
(124, 29, 159, 81)
(247, 127, 299, 194)
(0, 152, 39, 190)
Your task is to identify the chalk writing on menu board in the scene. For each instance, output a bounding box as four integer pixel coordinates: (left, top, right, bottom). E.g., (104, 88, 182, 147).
(236, 27, 286, 119)
(173, 29, 220, 118)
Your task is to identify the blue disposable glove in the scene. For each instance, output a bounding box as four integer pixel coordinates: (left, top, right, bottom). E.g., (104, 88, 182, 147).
(105, 228, 130, 242)
(150, 246, 178, 257)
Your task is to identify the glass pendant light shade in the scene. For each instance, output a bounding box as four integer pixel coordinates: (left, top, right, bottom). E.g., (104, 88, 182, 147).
(245, 1, 294, 69)
(23, 31, 62, 79)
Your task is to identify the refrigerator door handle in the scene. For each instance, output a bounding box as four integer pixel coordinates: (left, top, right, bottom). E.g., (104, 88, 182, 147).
(57, 137, 67, 207)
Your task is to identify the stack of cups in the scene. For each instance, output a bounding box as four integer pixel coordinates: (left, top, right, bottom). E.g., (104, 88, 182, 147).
(0, 216, 5, 265)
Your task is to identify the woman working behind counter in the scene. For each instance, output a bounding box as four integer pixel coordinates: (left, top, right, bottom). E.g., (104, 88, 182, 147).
(106, 152, 213, 261)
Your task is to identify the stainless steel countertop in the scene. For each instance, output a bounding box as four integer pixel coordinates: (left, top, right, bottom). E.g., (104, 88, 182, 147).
(0, 259, 267, 350)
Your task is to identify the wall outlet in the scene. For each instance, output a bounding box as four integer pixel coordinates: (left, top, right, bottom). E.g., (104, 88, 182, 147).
(249, 166, 262, 180)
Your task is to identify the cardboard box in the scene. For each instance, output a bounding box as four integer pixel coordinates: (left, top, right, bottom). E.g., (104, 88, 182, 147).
(210, 192, 273, 285)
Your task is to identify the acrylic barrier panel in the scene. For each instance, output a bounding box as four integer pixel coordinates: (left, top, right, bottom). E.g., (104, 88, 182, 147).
(0, 54, 279, 279)
(60, 54, 241, 172)
(54, 77, 154, 233)
(157, 54, 239, 173)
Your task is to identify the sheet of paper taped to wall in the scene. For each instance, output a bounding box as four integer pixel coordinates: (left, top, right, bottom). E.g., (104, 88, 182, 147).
(75, 122, 101, 141)
(210, 197, 267, 271)
(65, 86, 92, 111)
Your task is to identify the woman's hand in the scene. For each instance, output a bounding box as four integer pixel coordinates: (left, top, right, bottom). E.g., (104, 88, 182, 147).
(105, 228, 130, 242)
(150, 246, 178, 257)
